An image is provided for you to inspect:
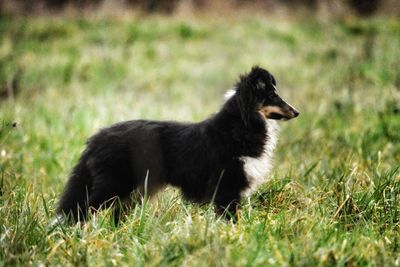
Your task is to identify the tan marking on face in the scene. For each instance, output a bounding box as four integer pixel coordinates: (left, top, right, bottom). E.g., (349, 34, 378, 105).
(259, 106, 286, 119)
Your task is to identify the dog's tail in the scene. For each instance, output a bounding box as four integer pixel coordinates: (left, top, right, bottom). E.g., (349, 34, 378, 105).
(57, 150, 92, 222)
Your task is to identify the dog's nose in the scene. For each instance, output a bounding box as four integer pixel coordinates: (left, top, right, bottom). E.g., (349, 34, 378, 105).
(293, 110, 300, 117)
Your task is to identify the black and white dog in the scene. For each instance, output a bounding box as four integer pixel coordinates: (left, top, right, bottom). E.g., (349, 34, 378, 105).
(57, 66, 299, 222)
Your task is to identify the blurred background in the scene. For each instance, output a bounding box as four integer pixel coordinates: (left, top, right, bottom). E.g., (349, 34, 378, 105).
(1, 0, 400, 266)
(1, 0, 400, 17)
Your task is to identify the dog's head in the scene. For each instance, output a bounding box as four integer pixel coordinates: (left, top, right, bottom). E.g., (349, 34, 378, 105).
(235, 66, 299, 122)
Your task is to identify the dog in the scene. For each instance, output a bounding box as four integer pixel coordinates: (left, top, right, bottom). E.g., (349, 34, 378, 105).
(57, 66, 299, 222)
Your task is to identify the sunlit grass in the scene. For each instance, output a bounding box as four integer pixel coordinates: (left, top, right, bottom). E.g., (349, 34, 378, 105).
(0, 13, 399, 266)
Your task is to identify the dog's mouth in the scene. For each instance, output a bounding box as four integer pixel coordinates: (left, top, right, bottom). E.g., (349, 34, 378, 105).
(259, 103, 299, 121)
(268, 112, 289, 121)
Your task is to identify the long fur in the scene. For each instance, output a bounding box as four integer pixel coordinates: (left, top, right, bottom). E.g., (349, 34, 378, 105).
(57, 66, 297, 222)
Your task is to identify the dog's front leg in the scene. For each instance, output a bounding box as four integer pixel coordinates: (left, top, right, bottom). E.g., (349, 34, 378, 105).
(215, 197, 240, 221)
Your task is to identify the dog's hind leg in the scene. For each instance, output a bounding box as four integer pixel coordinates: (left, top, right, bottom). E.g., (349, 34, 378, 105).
(112, 198, 134, 225)
(87, 167, 135, 223)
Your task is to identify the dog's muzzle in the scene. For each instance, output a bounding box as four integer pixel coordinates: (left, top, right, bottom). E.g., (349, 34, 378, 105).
(260, 98, 299, 121)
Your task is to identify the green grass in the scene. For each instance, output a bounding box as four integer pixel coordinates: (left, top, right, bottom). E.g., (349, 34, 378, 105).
(1, 13, 400, 266)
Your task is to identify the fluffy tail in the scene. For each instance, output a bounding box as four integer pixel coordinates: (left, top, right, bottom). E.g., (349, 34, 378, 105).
(57, 151, 92, 222)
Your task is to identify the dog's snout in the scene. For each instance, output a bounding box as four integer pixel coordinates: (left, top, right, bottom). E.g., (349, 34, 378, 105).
(284, 103, 299, 119)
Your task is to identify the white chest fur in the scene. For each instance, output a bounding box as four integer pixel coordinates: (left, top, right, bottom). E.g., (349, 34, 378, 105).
(240, 120, 279, 196)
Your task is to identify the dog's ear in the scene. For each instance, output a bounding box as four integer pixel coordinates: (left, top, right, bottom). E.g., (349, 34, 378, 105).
(235, 74, 256, 127)
(250, 65, 263, 75)
(248, 66, 277, 89)
(240, 66, 263, 89)
(247, 66, 270, 91)
(248, 66, 264, 81)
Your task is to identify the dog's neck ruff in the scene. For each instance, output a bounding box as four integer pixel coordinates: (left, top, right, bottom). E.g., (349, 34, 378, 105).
(223, 88, 279, 196)
(240, 119, 279, 197)
(224, 88, 236, 101)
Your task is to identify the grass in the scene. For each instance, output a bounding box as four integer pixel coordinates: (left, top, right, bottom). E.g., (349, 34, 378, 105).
(0, 12, 400, 266)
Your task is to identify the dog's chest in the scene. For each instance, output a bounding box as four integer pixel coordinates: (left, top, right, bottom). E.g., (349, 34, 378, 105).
(240, 120, 279, 196)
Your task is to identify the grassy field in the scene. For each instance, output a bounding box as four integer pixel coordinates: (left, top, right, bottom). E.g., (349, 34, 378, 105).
(0, 12, 400, 266)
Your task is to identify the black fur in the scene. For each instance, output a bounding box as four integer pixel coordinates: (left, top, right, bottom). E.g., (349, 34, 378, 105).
(57, 66, 299, 222)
